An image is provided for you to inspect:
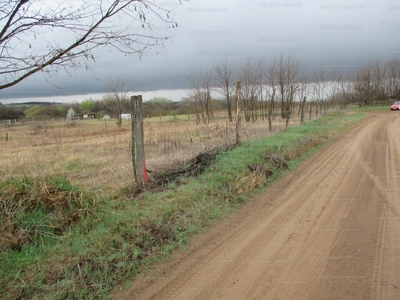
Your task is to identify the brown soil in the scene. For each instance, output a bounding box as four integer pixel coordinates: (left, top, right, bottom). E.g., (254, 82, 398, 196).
(113, 111, 400, 300)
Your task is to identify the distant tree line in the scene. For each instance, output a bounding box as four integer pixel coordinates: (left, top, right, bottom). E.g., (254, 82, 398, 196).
(188, 55, 400, 127)
(0, 96, 225, 121)
(188, 55, 308, 127)
(2, 56, 398, 124)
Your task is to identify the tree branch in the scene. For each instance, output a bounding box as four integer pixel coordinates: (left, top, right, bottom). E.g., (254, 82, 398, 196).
(0, 0, 179, 91)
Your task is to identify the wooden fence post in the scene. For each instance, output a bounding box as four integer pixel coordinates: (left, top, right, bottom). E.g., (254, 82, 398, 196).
(301, 96, 306, 123)
(268, 88, 275, 131)
(285, 85, 294, 127)
(236, 81, 241, 145)
(131, 95, 147, 186)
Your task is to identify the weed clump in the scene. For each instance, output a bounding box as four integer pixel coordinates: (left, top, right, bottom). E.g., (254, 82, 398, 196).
(262, 153, 289, 170)
(0, 176, 99, 252)
(280, 135, 328, 160)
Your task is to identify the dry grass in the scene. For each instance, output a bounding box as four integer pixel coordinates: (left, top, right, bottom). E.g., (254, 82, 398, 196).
(1, 111, 321, 197)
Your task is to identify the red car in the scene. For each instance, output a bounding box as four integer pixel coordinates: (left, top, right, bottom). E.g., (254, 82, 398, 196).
(391, 101, 400, 110)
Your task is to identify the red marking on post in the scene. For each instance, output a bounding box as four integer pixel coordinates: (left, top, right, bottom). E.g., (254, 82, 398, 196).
(142, 160, 148, 182)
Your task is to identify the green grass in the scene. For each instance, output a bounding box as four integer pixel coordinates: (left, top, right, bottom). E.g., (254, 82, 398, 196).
(358, 105, 393, 112)
(0, 109, 369, 299)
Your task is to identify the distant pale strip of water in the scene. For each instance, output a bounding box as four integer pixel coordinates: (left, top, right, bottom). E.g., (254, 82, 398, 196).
(0, 89, 191, 105)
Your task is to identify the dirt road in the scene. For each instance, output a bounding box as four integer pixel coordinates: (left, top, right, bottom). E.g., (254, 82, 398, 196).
(114, 112, 400, 300)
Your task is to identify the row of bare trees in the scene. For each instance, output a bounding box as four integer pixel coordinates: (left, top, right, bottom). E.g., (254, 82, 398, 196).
(189, 55, 311, 128)
(188, 56, 400, 128)
(350, 59, 400, 106)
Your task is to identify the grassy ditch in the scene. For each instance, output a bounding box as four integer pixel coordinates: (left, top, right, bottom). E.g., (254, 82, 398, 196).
(0, 110, 367, 299)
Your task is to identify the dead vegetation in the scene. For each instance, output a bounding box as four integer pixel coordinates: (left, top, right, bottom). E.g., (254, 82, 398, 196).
(281, 135, 329, 160)
(131, 132, 318, 196)
(238, 154, 288, 194)
(239, 134, 328, 194)
(1, 111, 311, 195)
(129, 143, 238, 195)
(263, 153, 289, 170)
(150, 144, 237, 184)
(247, 163, 273, 177)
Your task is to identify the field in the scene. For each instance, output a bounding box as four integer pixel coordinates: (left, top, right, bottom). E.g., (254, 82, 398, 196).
(1, 111, 308, 197)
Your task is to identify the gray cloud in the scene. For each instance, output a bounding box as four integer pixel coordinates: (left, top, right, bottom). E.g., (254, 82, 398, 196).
(1, 0, 399, 101)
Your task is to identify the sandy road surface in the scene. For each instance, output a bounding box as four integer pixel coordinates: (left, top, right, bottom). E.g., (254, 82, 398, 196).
(114, 112, 400, 300)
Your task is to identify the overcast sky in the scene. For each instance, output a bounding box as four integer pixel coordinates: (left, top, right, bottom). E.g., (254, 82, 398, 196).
(1, 0, 399, 103)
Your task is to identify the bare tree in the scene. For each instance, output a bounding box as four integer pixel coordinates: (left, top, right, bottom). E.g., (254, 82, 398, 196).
(337, 69, 352, 108)
(386, 58, 400, 99)
(187, 88, 203, 125)
(352, 65, 373, 106)
(350, 60, 389, 106)
(213, 57, 236, 122)
(238, 58, 262, 122)
(103, 76, 131, 127)
(0, 0, 179, 91)
(238, 59, 252, 122)
(272, 54, 302, 120)
(312, 68, 328, 116)
(328, 67, 345, 110)
(265, 58, 278, 130)
(371, 60, 387, 104)
(254, 58, 266, 121)
(297, 73, 309, 123)
(189, 69, 213, 124)
(188, 76, 203, 125)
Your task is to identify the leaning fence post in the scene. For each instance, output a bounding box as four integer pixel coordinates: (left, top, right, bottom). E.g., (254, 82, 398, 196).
(236, 81, 241, 145)
(301, 96, 306, 123)
(131, 95, 147, 186)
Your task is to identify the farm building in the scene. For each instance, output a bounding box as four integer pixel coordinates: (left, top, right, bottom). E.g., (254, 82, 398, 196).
(83, 113, 97, 119)
(121, 114, 131, 119)
(69, 113, 97, 120)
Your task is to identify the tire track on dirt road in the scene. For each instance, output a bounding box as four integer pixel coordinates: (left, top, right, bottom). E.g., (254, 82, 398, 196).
(370, 113, 400, 300)
(113, 112, 400, 300)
